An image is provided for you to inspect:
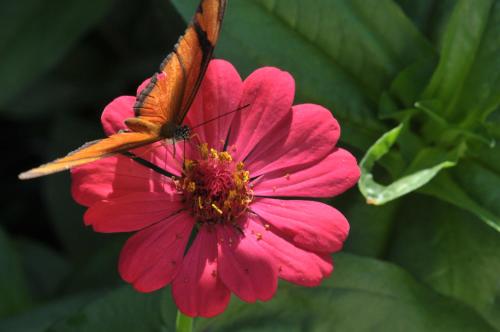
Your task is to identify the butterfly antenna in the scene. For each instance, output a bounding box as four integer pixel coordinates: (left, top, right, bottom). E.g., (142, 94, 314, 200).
(191, 104, 250, 130)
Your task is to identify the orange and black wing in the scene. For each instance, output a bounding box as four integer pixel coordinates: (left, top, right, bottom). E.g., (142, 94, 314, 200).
(133, 0, 227, 128)
(18, 132, 159, 179)
(18, 0, 227, 180)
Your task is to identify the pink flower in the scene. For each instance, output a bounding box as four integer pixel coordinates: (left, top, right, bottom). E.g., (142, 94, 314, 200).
(71, 59, 360, 317)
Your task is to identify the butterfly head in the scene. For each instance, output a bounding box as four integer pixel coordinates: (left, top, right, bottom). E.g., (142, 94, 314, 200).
(174, 124, 191, 141)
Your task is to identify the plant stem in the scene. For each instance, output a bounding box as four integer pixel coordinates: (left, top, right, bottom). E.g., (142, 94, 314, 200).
(176, 310, 193, 332)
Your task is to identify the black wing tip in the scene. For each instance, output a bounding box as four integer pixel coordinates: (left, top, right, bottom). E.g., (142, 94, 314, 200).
(219, 0, 228, 21)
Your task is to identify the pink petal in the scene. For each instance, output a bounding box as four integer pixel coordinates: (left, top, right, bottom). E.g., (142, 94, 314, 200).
(84, 192, 183, 232)
(71, 153, 177, 207)
(227, 67, 295, 161)
(184, 60, 243, 151)
(252, 148, 360, 198)
(136, 73, 166, 95)
(217, 224, 277, 302)
(251, 198, 349, 253)
(101, 96, 135, 136)
(245, 214, 333, 286)
(119, 212, 194, 292)
(172, 227, 230, 318)
(245, 104, 340, 177)
(136, 77, 151, 95)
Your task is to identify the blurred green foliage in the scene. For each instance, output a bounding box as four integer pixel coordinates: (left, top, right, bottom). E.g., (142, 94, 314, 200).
(1, 0, 499, 331)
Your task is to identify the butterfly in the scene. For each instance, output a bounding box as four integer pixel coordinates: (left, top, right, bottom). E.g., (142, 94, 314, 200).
(19, 0, 227, 180)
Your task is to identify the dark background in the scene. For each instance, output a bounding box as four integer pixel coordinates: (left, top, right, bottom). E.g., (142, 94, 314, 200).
(1, 0, 499, 331)
(1, 0, 191, 317)
(4, 0, 185, 255)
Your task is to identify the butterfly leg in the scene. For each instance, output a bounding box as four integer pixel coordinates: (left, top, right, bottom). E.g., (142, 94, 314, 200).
(189, 132, 201, 146)
(182, 139, 187, 171)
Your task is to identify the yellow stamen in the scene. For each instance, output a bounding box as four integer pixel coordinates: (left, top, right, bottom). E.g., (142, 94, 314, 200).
(184, 159, 194, 170)
(219, 151, 232, 162)
(211, 203, 223, 215)
(242, 170, 250, 182)
(199, 143, 209, 159)
(234, 176, 243, 189)
(186, 181, 196, 192)
(210, 148, 218, 159)
(198, 196, 203, 209)
(237, 161, 244, 170)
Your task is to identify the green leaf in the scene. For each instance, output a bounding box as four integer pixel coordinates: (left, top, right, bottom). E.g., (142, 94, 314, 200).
(459, 1, 500, 125)
(395, 0, 458, 45)
(388, 195, 500, 329)
(0, 227, 32, 318)
(359, 124, 460, 205)
(331, 190, 400, 257)
(421, 143, 500, 231)
(0, 293, 99, 332)
(195, 253, 495, 332)
(172, 0, 434, 150)
(0, 0, 115, 109)
(385, 56, 437, 109)
(47, 287, 176, 332)
(422, 0, 499, 123)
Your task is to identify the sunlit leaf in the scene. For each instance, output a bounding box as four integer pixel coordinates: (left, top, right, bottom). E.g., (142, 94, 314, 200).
(422, 0, 499, 123)
(359, 124, 460, 205)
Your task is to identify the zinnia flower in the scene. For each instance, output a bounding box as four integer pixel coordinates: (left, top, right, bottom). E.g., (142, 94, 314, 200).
(71, 59, 360, 317)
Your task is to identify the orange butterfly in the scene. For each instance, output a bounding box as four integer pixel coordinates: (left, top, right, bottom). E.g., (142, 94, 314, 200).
(19, 0, 227, 180)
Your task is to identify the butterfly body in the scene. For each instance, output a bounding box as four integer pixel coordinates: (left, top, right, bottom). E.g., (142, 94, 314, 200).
(19, 0, 226, 180)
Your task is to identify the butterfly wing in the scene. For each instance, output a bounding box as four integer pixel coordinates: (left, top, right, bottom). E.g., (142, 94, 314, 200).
(18, 133, 159, 179)
(133, 0, 227, 128)
(19, 0, 227, 180)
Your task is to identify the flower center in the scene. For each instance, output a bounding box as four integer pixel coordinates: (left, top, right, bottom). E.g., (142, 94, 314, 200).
(177, 143, 253, 224)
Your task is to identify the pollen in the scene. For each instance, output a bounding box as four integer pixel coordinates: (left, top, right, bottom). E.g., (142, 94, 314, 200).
(178, 142, 253, 225)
